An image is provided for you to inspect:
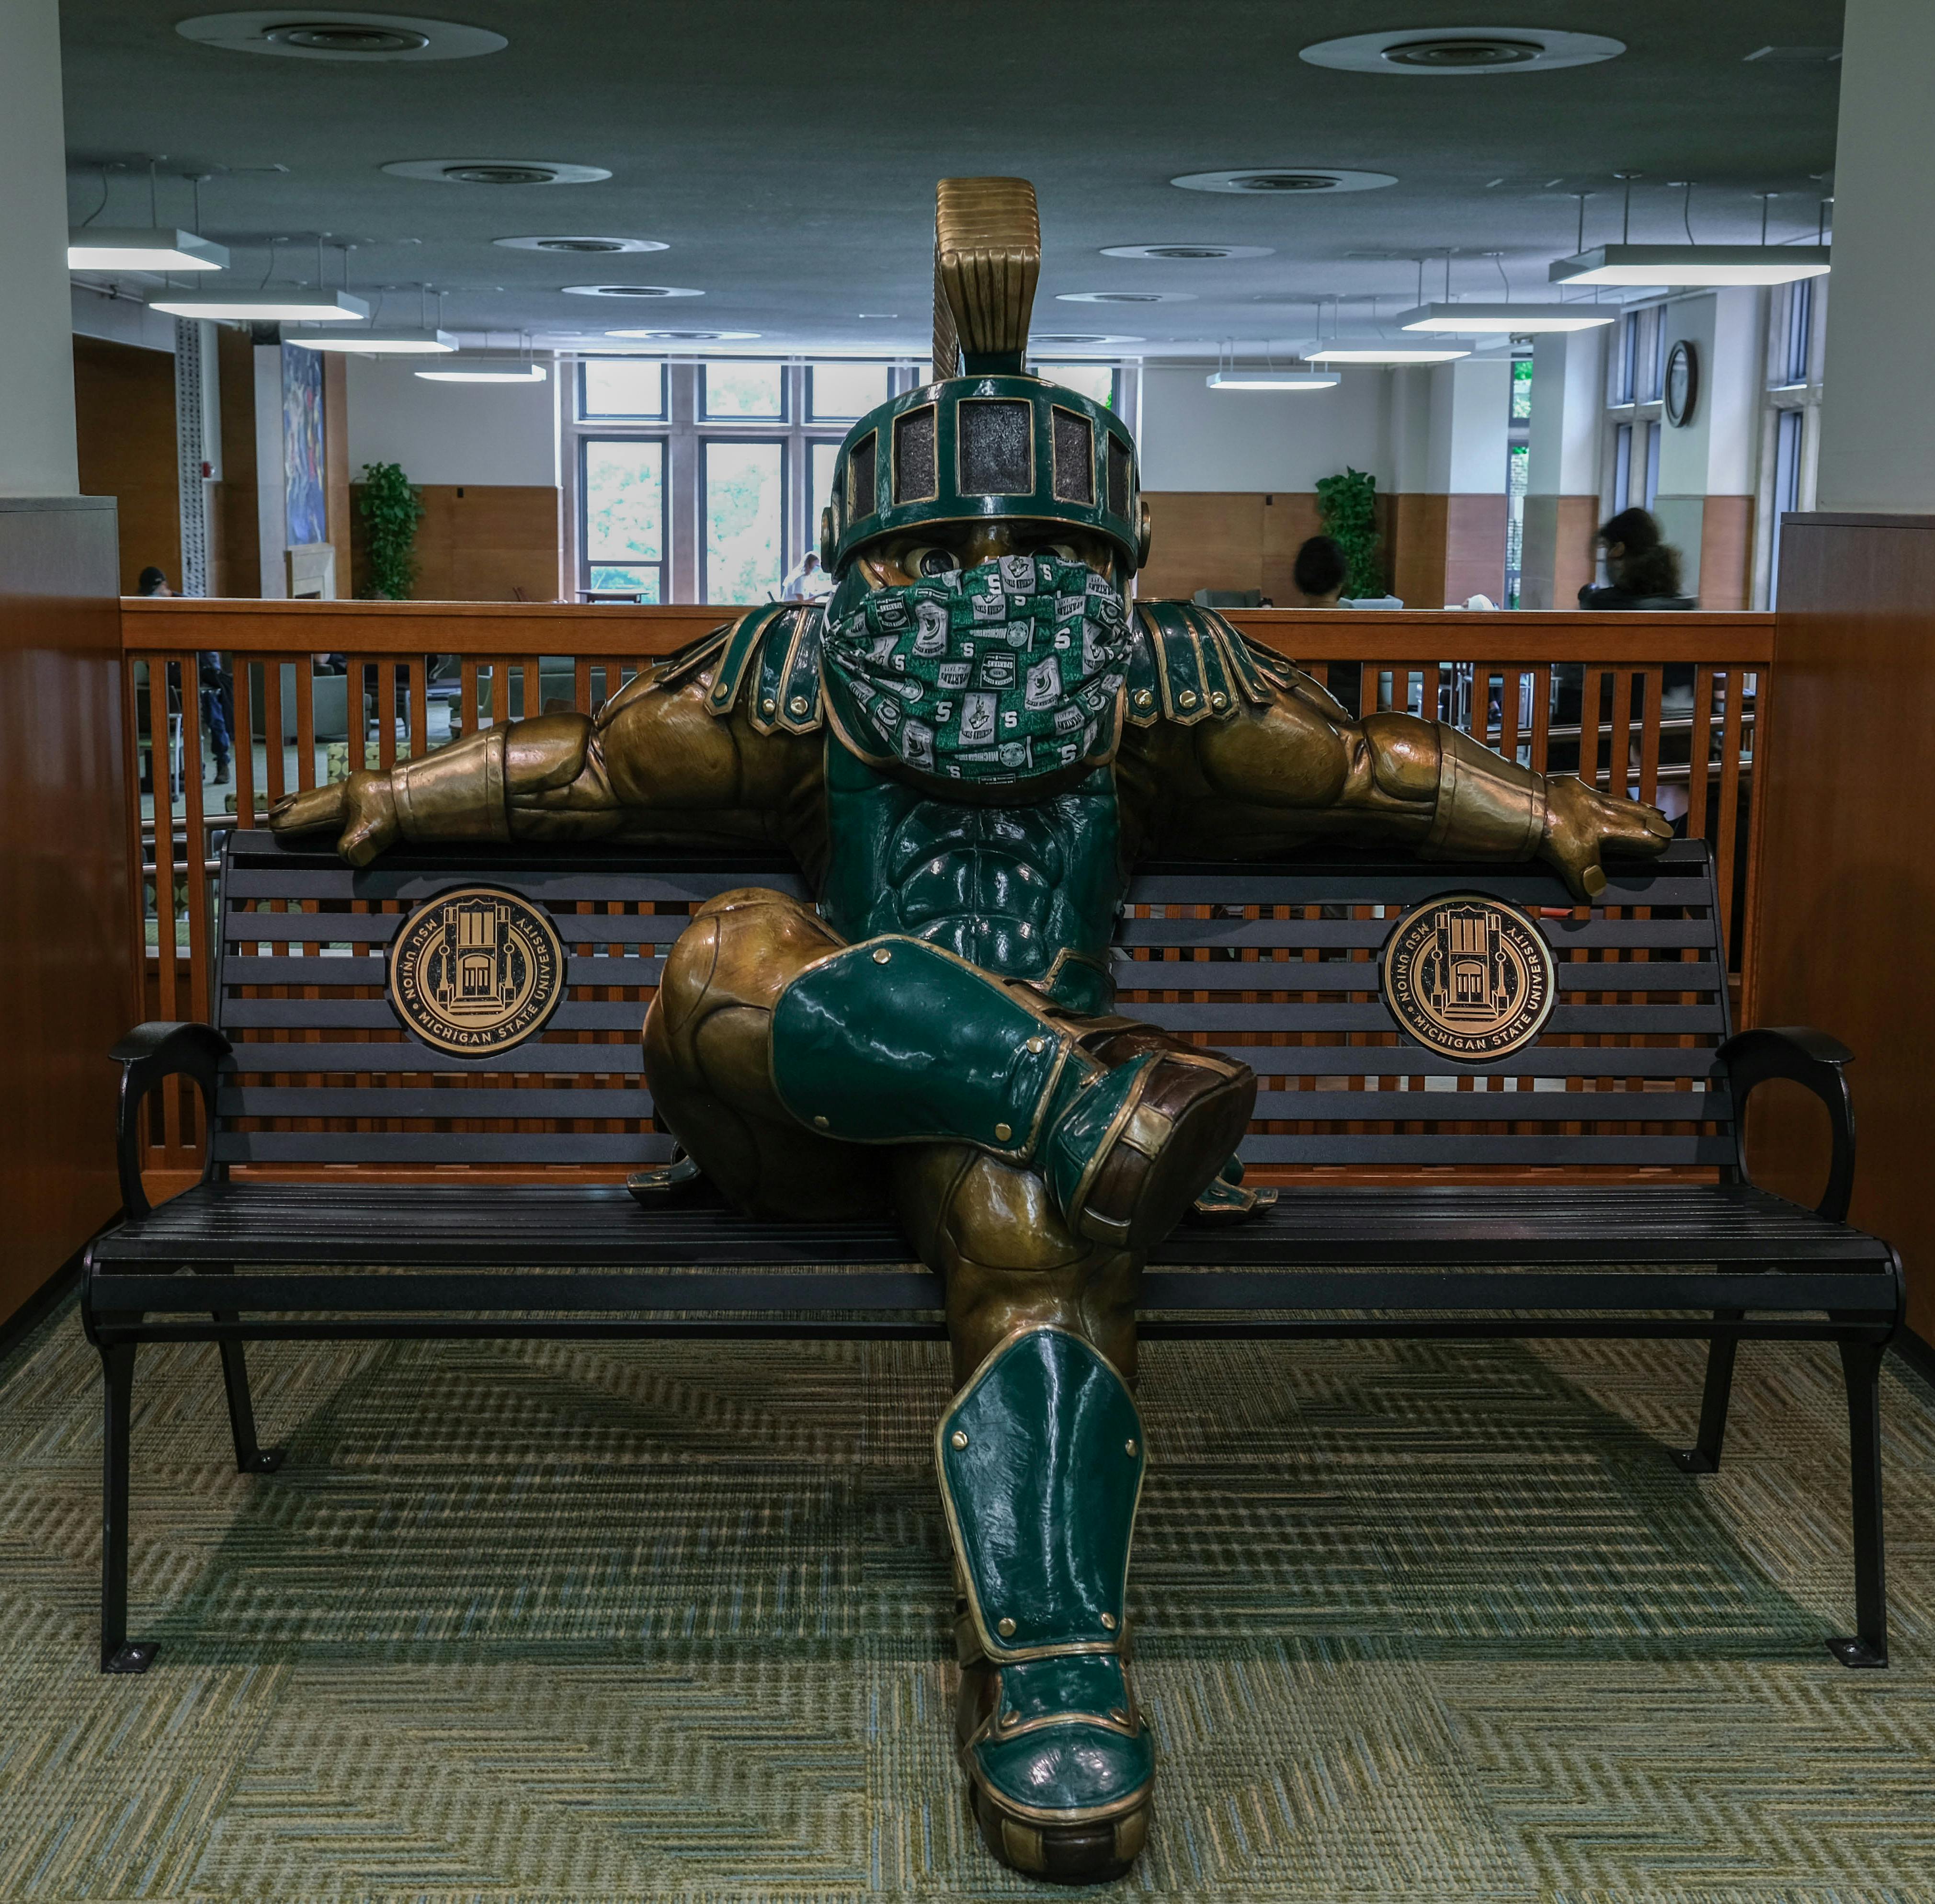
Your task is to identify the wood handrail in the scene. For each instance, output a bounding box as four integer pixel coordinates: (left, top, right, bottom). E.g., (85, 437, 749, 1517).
(121, 596, 1777, 665)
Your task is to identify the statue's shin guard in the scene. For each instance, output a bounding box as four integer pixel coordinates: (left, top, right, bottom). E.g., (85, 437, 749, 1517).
(770, 936, 1253, 1250)
(938, 1326, 1153, 1882)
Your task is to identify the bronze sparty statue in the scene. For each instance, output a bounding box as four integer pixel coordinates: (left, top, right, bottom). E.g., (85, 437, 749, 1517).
(273, 179, 1672, 1884)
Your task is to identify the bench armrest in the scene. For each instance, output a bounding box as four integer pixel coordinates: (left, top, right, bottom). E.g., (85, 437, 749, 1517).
(111, 1022, 232, 1219)
(1715, 1026, 1855, 1223)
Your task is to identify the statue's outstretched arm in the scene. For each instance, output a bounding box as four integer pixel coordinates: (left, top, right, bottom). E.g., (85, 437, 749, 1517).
(1134, 677, 1671, 901)
(269, 662, 813, 866)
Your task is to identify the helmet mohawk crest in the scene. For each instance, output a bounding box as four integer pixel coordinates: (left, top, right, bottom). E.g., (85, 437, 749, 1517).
(933, 177, 1041, 377)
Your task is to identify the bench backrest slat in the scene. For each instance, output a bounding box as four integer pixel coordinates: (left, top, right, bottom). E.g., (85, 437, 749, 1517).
(212, 832, 1730, 1178)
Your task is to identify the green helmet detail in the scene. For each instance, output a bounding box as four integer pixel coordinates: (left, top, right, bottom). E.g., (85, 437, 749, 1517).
(820, 373, 1144, 577)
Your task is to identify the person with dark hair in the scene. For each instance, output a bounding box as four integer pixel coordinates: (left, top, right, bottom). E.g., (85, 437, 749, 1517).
(136, 566, 171, 597)
(1292, 535, 1349, 607)
(1579, 508, 1695, 610)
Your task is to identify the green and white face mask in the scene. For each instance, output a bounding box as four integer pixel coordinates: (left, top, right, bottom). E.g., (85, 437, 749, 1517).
(821, 554, 1129, 792)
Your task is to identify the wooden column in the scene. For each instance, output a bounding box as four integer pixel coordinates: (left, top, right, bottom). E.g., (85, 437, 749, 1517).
(0, 497, 135, 1326)
(1747, 512, 1935, 1338)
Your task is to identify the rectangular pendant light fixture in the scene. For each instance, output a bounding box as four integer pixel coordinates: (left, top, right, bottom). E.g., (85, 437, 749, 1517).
(148, 289, 370, 321)
(1206, 369, 1339, 390)
(285, 327, 457, 354)
(1306, 346, 1468, 365)
(68, 227, 230, 272)
(1399, 302, 1616, 334)
(1549, 246, 1831, 287)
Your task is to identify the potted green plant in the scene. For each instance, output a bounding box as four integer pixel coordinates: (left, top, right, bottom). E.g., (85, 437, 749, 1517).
(1314, 467, 1384, 599)
(357, 461, 425, 600)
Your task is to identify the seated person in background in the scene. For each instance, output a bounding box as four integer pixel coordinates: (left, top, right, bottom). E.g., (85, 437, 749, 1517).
(1579, 507, 1696, 609)
(136, 565, 171, 597)
(1292, 534, 1347, 606)
(781, 551, 834, 601)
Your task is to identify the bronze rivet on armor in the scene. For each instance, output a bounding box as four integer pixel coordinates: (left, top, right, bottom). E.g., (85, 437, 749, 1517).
(994, 1122, 1013, 1141)
(789, 695, 809, 715)
(1026, 1036, 1047, 1054)
(1002, 1708, 1020, 1729)
(1125, 1437, 1138, 1457)
(760, 696, 777, 714)
(1179, 689, 1199, 709)
(872, 946, 891, 964)
(813, 1115, 830, 1129)
(951, 1429, 969, 1450)
(1211, 691, 1229, 709)
(997, 1617, 1016, 1638)
(1101, 1611, 1117, 1631)
(1133, 689, 1155, 709)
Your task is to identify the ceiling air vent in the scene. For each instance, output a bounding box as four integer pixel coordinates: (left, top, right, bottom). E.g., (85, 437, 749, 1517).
(1171, 168, 1398, 195)
(561, 284, 703, 299)
(381, 158, 611, 186)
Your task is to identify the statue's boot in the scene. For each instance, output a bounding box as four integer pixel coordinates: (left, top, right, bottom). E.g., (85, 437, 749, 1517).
(770, 936, 1253, 1252)
(939, 1325, 1154, 1883)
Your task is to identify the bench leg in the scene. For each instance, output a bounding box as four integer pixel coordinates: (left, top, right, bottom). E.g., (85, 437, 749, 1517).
(98, 1342, 158, 1674)
(208, 1268, 285, 1475)
(1672, 1309, 1743, 1474)
(1825, 1337, 1889, 1669)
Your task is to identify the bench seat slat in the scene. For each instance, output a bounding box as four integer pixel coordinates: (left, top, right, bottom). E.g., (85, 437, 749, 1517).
(220, 1085, 657, 1118)
(1116, 962, 1722, 994)
(1250, 1087, 1728, 1122)
(211, 1131, 674, 1163)
(222, 953, 664, 987)
(1115, 916, 1720, 950)
(222, 1039, 647, 1074)
(1131, 1002, 1724, 1035)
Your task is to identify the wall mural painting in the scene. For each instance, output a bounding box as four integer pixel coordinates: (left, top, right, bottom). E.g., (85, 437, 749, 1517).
(282, 344, 327, 548)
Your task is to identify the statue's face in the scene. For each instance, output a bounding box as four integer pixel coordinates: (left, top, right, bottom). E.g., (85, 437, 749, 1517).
(854, 519, 1120, 591)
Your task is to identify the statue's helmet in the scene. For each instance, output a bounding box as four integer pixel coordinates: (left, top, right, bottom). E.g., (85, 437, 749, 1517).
(820, 178, 1150, 580)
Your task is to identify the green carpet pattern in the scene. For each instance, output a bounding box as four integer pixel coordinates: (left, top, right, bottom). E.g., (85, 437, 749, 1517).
(2, 1301, 1934, 1901)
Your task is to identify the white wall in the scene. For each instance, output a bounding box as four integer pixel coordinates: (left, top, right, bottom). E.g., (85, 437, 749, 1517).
(0, 0, 79, 495)
(1652, 289, 1764, 593)
(70, 285, 181, 355)
(1138, 363, 1390, 491)
(1818, 0, 1935, 511)
(1526, 329, 1605, 495)
(345, 355, 558, 487)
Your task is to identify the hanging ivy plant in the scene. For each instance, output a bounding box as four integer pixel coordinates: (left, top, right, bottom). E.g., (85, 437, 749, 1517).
(1314, 466, 1384, 599)
(357, 461, 425, 600)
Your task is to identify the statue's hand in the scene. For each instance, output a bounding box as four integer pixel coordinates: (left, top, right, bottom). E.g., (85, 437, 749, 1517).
(268, 770, 398, 867)
(1541, 774, 1673, 901)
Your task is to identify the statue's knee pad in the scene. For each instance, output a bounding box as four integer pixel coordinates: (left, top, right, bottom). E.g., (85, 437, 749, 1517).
(655, 887, 836, 1040)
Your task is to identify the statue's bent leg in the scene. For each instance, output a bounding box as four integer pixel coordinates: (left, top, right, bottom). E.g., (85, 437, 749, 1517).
(770, 935, 1254, 1254)
(643, 888, 891, 1220)
(895, 1146, 1154, 1884)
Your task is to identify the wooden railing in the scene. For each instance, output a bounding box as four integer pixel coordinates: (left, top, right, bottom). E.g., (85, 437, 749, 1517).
(122, 598, 1773, 1184)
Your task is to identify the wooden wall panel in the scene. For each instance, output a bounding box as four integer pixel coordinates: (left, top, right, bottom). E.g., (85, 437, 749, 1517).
(323, 354, 352, 570)
(1387, 492, 1447, 608)
(1520, 494, 1601, 609)
(1746, 513, 1935, 1338)
(1260, 492, 1324, 604)
(350, 483, 562, 602)
(0, 499, 135, 1325)
(1698, 494, 1755, 611)
(210, 326, 259, 599)
(1138, 492, 1264, 600)
(71, 336, 180, 593)
(1446, 494, 1509, 607)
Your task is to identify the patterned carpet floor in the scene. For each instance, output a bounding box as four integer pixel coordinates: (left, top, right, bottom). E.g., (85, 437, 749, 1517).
(2, 1299, 1934, 1903)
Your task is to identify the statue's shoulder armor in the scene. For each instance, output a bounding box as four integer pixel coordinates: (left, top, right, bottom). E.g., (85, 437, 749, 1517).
(1127, 601, 1349, 726)
(663, 603, 826, 735)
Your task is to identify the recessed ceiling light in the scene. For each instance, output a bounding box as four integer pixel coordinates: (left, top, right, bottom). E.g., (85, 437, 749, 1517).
(1400, 302, 1616, 333)
(1032, 332, 1144, 345)
(1307, 346, 1470, 364)
(1057, 291, 1195, 305)
(1299, 27, 1624, 76)
(1171, 169, 1398, 195)
(68, 228, 229, 272)
(416, 363, 547, 382)
(382, 159, 610, 186)
(285, 326, 456, 353)
(1550, 245, 1831, 287)
(563, 284, 703, 298)
(1099, 243, 1274, 261)
(1207, 369, 1339, 390)
(604, 329, 759, 341)
(177, 10, 505, 60)
(494, 235, 666, 254)
(148, 288, 370, 320)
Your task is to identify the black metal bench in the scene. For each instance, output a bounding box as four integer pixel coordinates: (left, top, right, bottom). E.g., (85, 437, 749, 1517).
(84, 831, 1902, 1673)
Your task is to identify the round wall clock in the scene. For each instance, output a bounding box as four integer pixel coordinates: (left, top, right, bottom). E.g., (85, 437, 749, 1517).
(1664, 338, 1699, 428)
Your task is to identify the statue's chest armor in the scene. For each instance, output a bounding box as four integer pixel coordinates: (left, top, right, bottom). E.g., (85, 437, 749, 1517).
(818, 741, 1124, 1012)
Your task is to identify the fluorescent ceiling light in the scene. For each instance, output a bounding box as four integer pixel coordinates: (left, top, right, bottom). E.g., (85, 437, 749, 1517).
(415, 363, 547, 382)
(285, 327, 456, 353)
(68, 227, 229, 272)
(1306, 346, 1468, 364)
(149, 289, 370, 321)
(1206, 369, 1338, 390)
(1399, 302, 1616, 334)
(1550, 245, 1831, 287)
